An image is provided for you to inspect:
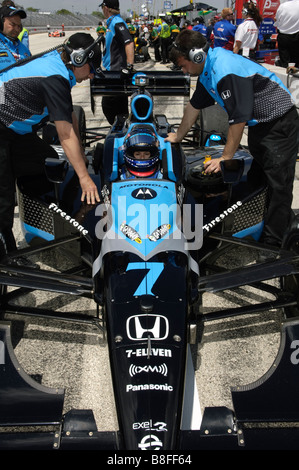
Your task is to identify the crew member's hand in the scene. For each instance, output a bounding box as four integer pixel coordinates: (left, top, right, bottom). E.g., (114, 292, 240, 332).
(165, 132, 180, 143)
(79, 174, 101, 204)
(204, 157, 223, 173)
(286, 65, 299, 74)
(121, 63, 136, 79)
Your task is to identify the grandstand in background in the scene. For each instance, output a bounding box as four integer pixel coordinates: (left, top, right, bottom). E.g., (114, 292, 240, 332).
(22, 11, 99, 30)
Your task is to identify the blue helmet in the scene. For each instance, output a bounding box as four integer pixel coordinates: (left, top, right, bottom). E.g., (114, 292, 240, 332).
(124, 126, 160, 177)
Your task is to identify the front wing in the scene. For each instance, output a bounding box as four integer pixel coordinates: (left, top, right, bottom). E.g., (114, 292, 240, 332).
(1, 237, 299, 450)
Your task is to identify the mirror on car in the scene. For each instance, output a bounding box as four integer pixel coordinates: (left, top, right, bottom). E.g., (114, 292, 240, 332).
(44, 158, 69, 183)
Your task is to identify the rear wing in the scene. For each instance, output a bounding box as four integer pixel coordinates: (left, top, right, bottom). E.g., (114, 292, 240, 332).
(90, 70, 190, 97)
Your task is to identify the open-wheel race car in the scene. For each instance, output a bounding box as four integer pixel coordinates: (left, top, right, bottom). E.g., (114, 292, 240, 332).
(1, 70, 299, 451)
(48, 30, 65, 38)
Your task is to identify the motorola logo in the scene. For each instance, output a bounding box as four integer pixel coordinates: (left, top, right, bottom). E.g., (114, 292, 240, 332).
(131, 187, 157, 199)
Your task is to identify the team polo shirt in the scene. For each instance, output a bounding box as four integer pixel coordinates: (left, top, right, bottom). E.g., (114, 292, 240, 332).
(190, 47, 294, 126)
(0, 49, 76, 134)
(103, 15, 133, 70)
(0, 32, 31, 71)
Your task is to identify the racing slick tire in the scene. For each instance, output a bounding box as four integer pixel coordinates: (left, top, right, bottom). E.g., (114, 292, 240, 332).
(280, 213, 299, 318)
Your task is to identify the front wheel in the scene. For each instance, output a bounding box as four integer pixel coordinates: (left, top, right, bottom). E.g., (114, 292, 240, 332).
(280, 214, 299, 318)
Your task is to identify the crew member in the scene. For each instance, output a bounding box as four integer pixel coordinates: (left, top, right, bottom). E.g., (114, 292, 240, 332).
(0, 33, 102, 264)
(100, 0, 134, 124)
(0, 4, 30, 70)
(166, 29, 299, 258)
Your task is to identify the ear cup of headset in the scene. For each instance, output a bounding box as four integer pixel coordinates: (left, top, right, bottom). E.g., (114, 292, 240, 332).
(189, 48, 206, 64)
(70, 49, 88, 67)
(64, 44, 88, 67)
(64, 36, 101, 67)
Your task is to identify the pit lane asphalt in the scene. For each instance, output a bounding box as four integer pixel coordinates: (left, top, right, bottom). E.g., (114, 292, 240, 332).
(5, 31, 299, 440)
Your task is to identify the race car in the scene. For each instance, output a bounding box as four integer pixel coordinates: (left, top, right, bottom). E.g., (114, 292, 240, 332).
(1, 71, 299, 450)
(48, 30, 65, 37)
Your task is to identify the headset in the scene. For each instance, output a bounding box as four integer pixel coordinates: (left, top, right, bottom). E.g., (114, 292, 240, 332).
(188, 47, 206, 64)
(64, 35, 102, 67)
(172, 42, 206, 64)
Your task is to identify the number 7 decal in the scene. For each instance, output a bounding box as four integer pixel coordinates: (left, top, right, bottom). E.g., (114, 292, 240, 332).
(126, 262, 164, 296)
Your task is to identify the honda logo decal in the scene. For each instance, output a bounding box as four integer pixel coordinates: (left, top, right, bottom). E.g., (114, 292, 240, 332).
(221, 89, 231, 100)
(126, 314, 169, 341)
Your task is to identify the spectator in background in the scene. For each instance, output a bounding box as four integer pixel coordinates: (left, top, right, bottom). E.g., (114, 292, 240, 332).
(233, 2, 263, 58)
(96, 21, 106, 36)
(135, 34, 150, 61)
(0, 1, 30, 70)
(274, 0, 299, 68)
(206, 16, 216, 45)
(126, 18, 137, 38)
(184, 20, 192, 30)
(158, 17, 171, 64)
(100, 0, 134, 124)
(211, 8, 236, 50)
(151, 23, 161, 62)
(96, 21, 106, 52)
(192, 17, 207, 37)
(170, 19, 180, 42)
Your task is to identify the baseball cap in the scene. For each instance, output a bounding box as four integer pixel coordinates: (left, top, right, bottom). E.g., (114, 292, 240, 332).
(0, 5, 27, 19)
(99, 0, 119, 9)
(66, 33, 102, 73)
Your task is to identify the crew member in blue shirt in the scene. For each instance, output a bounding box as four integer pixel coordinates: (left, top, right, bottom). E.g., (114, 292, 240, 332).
(99, 0, 134, 124)
(0, 33, 101, 264)
(212, 7, 236, 51)
(166, 29, 299, 258)
(193, 17, 207, 37)
(0, 4, 30, 70)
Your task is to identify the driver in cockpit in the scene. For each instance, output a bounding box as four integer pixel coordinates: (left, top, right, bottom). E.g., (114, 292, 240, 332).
(120, 126, 162, 179)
